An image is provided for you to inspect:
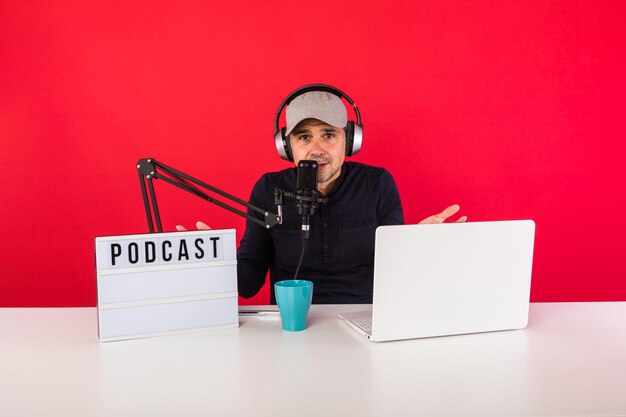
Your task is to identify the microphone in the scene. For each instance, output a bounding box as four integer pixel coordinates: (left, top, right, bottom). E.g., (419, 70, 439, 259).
(295, 160, 319, 239)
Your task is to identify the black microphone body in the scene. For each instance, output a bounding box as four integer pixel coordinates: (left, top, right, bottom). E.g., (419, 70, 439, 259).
(295, 160, 319, 239)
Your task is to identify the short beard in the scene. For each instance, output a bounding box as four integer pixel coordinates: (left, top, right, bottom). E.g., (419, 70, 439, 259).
(318, 166, 339, 184)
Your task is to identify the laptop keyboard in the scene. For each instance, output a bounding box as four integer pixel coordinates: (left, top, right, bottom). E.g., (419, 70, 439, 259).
(353, 318, 373, 332)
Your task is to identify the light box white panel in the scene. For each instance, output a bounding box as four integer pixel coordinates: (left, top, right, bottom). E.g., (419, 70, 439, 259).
(97, 264, 237, 305)
(98, 297, 238, 341)
(95, 229, 239, 342)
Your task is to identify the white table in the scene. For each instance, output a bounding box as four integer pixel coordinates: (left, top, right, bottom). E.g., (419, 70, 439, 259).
(1, 303, 625, 417)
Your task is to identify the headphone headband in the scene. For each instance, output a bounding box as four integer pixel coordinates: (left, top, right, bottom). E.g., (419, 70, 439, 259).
(273, 84, 362, 137)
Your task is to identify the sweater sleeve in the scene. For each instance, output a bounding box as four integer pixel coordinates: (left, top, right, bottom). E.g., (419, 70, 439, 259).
(378, 169, 405, 226)
(236, 176, 274, 298)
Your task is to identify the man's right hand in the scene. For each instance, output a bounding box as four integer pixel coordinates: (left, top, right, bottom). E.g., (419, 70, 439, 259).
(175, 221, 211, 231)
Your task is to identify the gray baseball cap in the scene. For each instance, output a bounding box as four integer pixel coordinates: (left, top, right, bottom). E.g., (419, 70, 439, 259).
(285, 91, 348, 136)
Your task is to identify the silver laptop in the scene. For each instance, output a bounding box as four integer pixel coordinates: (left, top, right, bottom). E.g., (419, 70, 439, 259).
(339, 220, 535, 342)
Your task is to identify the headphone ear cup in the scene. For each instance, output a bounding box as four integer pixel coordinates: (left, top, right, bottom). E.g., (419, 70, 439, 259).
(344, 122, 355, 156)
(350, 123, 363, 156)
(282, 128, 294, 162)
(274, 128, 293, 161)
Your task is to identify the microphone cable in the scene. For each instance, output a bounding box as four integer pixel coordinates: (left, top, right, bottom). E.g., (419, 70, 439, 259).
(293, 229, 307, 280)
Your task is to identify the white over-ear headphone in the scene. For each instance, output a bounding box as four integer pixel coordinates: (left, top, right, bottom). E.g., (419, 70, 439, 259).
(273, 84, 363, 162)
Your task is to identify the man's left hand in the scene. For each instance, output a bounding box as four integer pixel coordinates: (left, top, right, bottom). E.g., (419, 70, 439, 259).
(419, 204, 467, 224)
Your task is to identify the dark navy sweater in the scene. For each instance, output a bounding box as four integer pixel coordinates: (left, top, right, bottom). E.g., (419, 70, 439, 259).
(237, 162, 404, 304)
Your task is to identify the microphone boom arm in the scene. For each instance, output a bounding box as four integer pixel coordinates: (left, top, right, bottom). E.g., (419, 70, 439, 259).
(137, 158, 283, 233)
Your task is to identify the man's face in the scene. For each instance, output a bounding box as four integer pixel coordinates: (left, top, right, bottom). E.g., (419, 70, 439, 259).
(289, 119, 346, 189)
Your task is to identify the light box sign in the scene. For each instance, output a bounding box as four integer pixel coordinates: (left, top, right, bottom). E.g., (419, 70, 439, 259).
(95, 229, 238, 342)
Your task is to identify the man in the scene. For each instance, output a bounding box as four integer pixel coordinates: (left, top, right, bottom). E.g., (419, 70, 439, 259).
(178, 87, 465, 304)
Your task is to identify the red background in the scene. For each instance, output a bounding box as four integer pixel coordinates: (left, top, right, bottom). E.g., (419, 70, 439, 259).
(1, 1, 624, 306)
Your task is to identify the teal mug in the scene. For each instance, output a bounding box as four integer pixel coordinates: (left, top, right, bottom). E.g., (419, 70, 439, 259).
(274, 280, 313, 331)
